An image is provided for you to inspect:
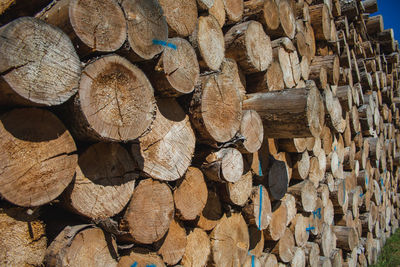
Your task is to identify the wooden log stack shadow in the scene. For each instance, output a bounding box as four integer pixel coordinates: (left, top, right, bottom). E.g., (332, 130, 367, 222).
(0, 0, 400, 266)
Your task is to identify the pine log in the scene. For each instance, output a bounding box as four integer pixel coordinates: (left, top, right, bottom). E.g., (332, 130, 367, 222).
(282, 193, 298, 225)
(37, 0, 126, 56)
(174, 167, 207, 220)
(309, 4, 331, 41)
(264, 202, 288, 241)
(304, 242, 320, 267)
(332, 226, 359, 251)
(244, 226, 262, 257)
(119, 250, 165, 267)
(209, 0, 226, 27)
(365, 15, 384, 36)
(225, 20, 272, 74)
(157, 219, 187, 265)
(292, 151, 311, 180)
(291, 214, 310, 247)
(320, 223, 337, 257)
(149, 38, 199, 96)
(363, 0, 378, 14)
(45, 225, 118, 267)
(65, 54, 155, 142)
(291, 247, 306, 267)
(243, 81, 325, 138)
(190, 15, 225, 70)
(197, 189, 223, 231)
(236, 110, 264, 153)
(0, 17, 81, 106)
(158, 0, 197, 37)
(270, 227, 296, 262)
(63, 143, 137, 220)
(243, 185, 272, 230)
(182, 228, 211, 267)
(223, 171, 253, 206)
(311, 55, 340, 85)
(268, 0, 296, 39)
(260, 252, 278, 266)
(287, 180, 317, 213)
(223, 0, 244, 23)
(210, 213, 249, 266)
(131, 98, 195, 181)
(243, 0, 280, 32)
(189, 70, 242, 144)
(0, 108, 77, 207)
(123, 179, 174, 244)
(0, 205, 47, 266)
(278, 138, 308, 153)
(246, 61, 285, 93)
(201, 148, 243, 183)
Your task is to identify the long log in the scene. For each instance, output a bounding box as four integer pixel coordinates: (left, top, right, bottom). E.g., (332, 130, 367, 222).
(243, 80, 325, 138)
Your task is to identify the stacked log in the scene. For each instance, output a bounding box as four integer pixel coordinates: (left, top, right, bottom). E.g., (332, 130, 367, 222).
(0, 0, 400, 266)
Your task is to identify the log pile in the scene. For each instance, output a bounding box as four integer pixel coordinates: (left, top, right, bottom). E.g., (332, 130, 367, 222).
(0, 0, 400, 266)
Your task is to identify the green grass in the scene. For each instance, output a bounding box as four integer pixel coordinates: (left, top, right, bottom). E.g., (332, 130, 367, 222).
(371, 229, 400, 267)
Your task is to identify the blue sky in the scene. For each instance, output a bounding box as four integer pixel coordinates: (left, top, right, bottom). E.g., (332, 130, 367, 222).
(372, 0, 400, 41)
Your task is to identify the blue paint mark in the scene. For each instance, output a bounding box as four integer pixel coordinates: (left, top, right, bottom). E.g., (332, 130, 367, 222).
(366, 174, 368, 186)
(258, 185, 263, 230)
(334, 146, 337, 151)
(131, 263, 138, 267)
(259, 161, 263, 176)
(313, 208, 321, 219)
(360, 193, 364, 198)
(152, 39, 177, 50)
(251, 255, 255, 267)
(381, 178, 384, 187)
(146, 265, 156, 267)
(306, 224, 315, 232)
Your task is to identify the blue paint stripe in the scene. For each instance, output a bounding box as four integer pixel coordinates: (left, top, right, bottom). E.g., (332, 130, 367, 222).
(258, 161, 263, 176)
(152, 39, 177, 50)
(343, 180, 346, 204)
(252, 255, 255, 267)
(258, 185, 263, 230)
(131, 263, 138, 267)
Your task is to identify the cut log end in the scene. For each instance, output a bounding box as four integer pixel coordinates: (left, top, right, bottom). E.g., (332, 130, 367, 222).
(70, 0, 127, 52)
(0, 108, 77, 207)
(0, 17, 81, 106)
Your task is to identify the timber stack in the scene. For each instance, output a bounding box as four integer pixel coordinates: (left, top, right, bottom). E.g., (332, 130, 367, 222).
(0, 0, 400, 266)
